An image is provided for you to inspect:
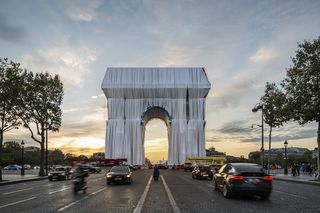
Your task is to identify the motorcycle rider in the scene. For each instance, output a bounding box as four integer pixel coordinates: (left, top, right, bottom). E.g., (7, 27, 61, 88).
(73, 165, 87, 193)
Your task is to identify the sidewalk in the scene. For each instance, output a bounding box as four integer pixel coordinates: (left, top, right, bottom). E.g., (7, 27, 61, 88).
(0, 174, 47, 186)
(272, 170, 320, 186)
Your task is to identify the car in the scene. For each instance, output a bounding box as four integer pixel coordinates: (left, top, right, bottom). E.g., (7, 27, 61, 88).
(192, 165, 213, 180)
(184, 163, 193, 172)
(122, 164, 136, 171)
(106, 165, 133, 185)
(3, 164, 21, 170)
(48, 166, 73, 181)
(213, 163, 272, 199)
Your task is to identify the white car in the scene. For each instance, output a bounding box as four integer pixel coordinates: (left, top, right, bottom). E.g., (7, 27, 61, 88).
(4, 165, 22, 170)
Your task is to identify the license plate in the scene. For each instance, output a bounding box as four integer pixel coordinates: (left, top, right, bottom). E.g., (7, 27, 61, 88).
(248, 178, 260, 184)
(203, 174, 208, 177)
(114, 178, 122, 180)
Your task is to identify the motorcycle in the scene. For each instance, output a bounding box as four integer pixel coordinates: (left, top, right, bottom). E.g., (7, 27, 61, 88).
(73, 177, 87, 194)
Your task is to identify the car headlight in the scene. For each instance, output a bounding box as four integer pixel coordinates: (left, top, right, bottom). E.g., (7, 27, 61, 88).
(107, 174, 112, 178)
(126, 175, 130, 178)
(48, 174, 52, 176)
(59, 172, 66, 176)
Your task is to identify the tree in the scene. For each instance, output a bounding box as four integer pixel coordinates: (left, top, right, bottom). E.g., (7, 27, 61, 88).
(20, 72, 63, 176)
(283, 37, 320, 179)
(48, 149, 65, 166)
(0, 58, 25, 181)
(2, 141, 21, 166)
(260, 82, 287, 173)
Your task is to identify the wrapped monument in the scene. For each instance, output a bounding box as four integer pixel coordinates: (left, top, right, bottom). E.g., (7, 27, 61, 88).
(101, 67, 211, 165)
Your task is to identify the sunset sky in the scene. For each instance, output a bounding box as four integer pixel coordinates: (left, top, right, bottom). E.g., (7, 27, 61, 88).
(1, 0, 320, 161)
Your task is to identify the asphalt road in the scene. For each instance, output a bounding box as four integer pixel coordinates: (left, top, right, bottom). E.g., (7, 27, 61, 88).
(0, 169, 320, 213)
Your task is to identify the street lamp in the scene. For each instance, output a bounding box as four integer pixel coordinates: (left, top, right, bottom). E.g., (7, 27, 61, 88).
(21, 140, 25, 176)
(284, 140, 288, 175)
(252, 103, 264, 168)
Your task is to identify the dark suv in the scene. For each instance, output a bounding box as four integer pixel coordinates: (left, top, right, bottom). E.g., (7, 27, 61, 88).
(192, 165, 213, 180)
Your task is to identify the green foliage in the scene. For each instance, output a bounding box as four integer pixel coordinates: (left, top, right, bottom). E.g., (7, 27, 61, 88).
(260, 82, 288, 128)
(0, 58, 26, 180)
(283, 37, 320, 124)
(48, 149, 65, 165)
(20, 72, 64, 176)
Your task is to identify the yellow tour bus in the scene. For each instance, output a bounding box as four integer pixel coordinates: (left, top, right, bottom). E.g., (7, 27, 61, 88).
(185, 156, 227, 167)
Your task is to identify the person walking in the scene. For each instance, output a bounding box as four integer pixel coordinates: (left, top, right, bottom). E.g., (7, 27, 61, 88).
(296, 163, 300, 176)
(291, 164, 297, 177)
(153, 164, 160, 181)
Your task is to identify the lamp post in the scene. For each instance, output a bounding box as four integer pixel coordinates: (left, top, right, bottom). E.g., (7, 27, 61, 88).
(284, 140, 288, 175)
(252, 103, 264, 168)
(21, 140, 25, 176)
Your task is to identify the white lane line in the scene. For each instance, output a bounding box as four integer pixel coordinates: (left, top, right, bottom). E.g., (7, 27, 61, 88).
(2, 187, 33, 195)
(160, 175, 181, 213)
(273, 190, 307, 199)
(48, 187, 71, 195)
(58, 196, 89, 212)
(0, 197, 37, 209)
(133, 175, 153, 213)
(89, 187, 106, 195)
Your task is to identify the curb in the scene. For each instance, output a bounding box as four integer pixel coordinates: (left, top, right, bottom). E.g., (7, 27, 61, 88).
(274, 177, 320, 186)
(0, 176, 48, 186)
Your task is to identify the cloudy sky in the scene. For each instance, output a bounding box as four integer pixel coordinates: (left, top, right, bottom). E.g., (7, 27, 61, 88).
(1, 0, 320, 160)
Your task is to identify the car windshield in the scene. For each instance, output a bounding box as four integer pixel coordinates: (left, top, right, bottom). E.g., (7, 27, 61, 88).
(233, 164, 264, 173)
(55, 167, 66, 171)
(110, 166, 128, 172)
(200, 166, 210, 172)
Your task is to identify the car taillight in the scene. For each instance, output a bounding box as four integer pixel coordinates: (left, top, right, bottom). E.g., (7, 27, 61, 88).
(231, 176, 244, 181)
(263, 176, 273, 181)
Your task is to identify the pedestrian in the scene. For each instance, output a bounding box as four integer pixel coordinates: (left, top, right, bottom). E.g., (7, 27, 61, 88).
(296, 163, 300, 176)
(153, 164, 160, 181)
(291, 164, 296, 177)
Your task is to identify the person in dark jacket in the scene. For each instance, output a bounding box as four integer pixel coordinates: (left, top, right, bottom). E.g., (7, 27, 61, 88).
(153, 165, 160, 181)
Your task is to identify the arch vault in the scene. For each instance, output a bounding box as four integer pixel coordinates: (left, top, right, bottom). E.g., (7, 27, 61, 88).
(101, 67, 211, 165)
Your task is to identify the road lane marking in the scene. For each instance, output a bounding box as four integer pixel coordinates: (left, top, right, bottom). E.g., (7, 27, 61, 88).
(48, 187, 71, 195)
(90, 187, 106, 195)
(2, 187, 33, 195)
(273, 190, 307, 199)
(160, 175, 181, 213)
(58, 196, 89, 212)
(133, 175, 153, 213)
(0, 197, 37, 209)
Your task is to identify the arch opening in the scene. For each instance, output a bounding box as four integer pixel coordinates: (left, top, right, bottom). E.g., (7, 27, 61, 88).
(141, 106, 171, 164)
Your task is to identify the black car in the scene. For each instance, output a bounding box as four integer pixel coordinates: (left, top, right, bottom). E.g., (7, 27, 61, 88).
(106, 166, 133, 185)
(184, 163, 193, 172)
(48, 166, 73, 181)
(158, 165, 168, 169)
(78, 164, 101, 174)
(192, 165, 213, 180)
(213, 163, 272, 199)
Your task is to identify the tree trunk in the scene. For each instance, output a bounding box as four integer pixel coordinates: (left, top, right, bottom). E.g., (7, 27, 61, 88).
(39, 129, 45, 176)
(0, 130, 3, 181)
(317, 121, 320, 180)
(268, 126, 272, 175)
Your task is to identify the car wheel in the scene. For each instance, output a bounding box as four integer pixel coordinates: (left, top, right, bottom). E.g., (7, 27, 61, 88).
(49, 178, 52, 181)
(223, 184, 232, 198)
(260, 193, 271, 200)
(192, 174, 195, 179)
(213, 180, 219, 191)
(107, 182, 111, 185)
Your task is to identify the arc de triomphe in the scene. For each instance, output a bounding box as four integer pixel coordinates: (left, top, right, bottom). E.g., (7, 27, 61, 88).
(101, 67, 211, 165)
